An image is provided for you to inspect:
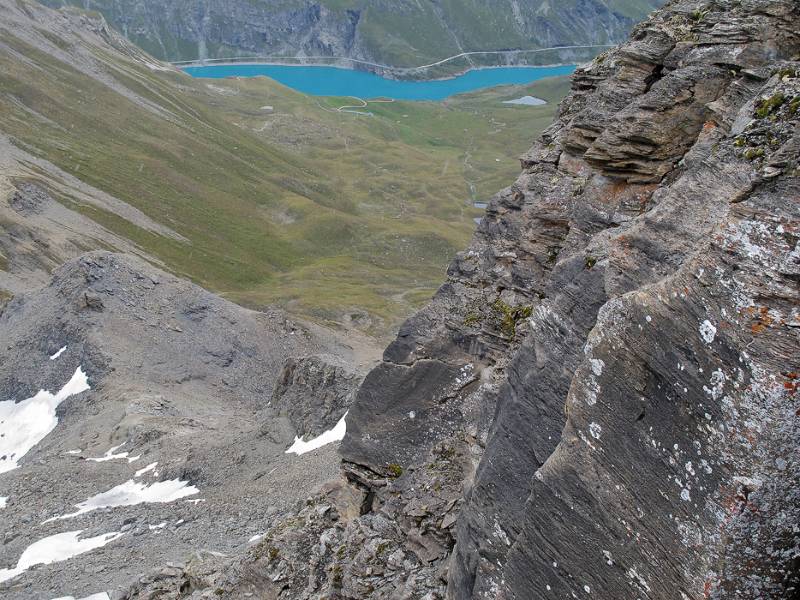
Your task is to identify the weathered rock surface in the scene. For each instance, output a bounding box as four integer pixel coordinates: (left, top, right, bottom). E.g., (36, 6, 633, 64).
(121, 0, 799, 598)
(271, 355, 362, 438)
(0, 252, 376, 599)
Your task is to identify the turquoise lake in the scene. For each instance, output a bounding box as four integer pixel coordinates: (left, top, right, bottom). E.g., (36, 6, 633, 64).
(183, 64, 576, 101)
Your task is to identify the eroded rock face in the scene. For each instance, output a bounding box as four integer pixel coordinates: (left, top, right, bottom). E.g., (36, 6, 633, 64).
(122, 0, 799, 598)
(271, 355, 361, 438)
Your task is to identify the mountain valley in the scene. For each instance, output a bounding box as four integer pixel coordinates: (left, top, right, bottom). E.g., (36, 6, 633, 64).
(0, 0, 572, 336)
(0, 0, 798, 599)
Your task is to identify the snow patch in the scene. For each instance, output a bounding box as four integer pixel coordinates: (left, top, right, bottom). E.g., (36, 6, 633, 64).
(0, 530, 122, 583)
(52, 593, 110, 600)
(50, 346, 67, 360)
(87, 444, 140, 463)
(45, 479, 198, 521)
(0, 367, 90, 474)
(0, 497, 6, 508)
(589, 422, 602, 440)
(285, 412, 347, 455)
(134, 462, 158, 477)
(502, 95, 546, 106)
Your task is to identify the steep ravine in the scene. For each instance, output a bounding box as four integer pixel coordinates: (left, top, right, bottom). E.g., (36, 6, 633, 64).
(122, 0, 799, 598)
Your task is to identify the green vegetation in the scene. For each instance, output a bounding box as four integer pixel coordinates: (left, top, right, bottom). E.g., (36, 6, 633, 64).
(387, 463, 404, 478)
(689, 8, 708, 21)
(744, 147, 765, 160)
(755, 92, 786, 118)
(491, 299, 533, 339)
(0, 18, 570, 336)
(463, 312, 481, 327)
(0, 289, 12, 307)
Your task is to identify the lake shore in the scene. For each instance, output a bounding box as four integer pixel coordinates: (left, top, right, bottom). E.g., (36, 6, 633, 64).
(172, 44, 605, 82)
(182, 64, 576, 102)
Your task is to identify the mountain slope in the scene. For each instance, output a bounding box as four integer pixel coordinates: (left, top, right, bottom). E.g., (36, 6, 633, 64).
(40, 0, 664, 71)
(0, 251, 376, 599)
(0, 0, 570, 334)
(115, 0, 800, 598)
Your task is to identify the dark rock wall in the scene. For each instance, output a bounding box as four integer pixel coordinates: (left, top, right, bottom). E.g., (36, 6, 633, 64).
(341, 1, 800, 598)
(271, 354, 361, 438)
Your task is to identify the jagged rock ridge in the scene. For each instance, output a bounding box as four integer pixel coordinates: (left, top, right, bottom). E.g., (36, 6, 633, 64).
(120, 0, 798, 598)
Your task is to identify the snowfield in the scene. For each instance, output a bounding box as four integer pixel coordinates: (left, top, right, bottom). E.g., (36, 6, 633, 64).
(0, 367, 90, 474)
(46, 479, 199, 521)
(0, 530, 122, 583)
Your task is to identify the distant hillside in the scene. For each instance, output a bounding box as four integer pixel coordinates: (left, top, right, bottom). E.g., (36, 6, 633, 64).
(40, 0, 664, 72)
(0, 0, 571, 335)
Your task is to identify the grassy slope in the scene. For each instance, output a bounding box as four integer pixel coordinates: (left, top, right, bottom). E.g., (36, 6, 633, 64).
(0, 21, 569, 335)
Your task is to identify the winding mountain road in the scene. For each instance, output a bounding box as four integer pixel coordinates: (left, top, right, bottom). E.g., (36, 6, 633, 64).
(172, 44, 613, 72)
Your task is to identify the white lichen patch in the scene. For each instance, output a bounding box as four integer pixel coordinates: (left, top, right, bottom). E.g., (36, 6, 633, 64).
(699, 320, 716, 344)
(590, 359, 604, 377)
(493, 520, 511, 546)
(578, 430, 596, 450)
(627, 567, 651, 593)
(703, 369, 726, 401)
(454, 363, 475, 387)
(583, 377, 600, 406)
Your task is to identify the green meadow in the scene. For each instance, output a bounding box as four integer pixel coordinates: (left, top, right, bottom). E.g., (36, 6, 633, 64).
(0, 28, 569, 336)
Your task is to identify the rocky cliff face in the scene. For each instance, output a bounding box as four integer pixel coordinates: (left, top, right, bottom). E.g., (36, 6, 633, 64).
(124, 0, 799, 598)
(40, 0, 663, 70)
